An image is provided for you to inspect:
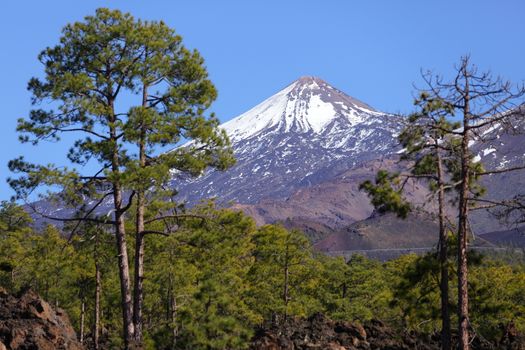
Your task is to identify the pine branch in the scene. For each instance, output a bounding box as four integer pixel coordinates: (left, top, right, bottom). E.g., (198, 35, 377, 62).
(475, 165, 525, 176)
(144, 213, 206, 225)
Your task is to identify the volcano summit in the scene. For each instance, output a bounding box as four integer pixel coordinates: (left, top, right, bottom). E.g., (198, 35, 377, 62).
(174, 77, 403, 205)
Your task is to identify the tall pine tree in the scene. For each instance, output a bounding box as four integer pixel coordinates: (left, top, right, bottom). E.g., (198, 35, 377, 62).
(8, 8, 233, 348)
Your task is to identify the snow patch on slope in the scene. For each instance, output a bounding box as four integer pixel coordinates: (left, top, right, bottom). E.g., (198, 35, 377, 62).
(304, 94, 337, 132)
(221, 82, 296, 142)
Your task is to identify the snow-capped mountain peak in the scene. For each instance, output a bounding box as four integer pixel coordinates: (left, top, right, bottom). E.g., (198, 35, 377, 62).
(175, 77, 404, 204)
(222, 76, 382, 143)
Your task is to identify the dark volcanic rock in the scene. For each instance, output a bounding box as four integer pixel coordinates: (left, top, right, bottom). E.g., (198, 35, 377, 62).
(0, 287, 83, 350)
(250, 313, 434, 350)
(250, 313, 525, 350)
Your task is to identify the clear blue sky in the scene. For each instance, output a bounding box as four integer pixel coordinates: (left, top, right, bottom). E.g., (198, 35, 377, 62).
(1, 0, 524, 200)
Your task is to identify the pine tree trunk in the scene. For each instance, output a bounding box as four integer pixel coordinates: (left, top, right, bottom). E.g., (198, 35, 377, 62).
(109, 97, 135, 348)
(94, 238, 101, 350)
(283, 245, 289, 321)
(133, 195, 145, 345)
(133, 82, 148, 347)
(458, 74, 471, 350)
(283, 265, 289, 309)
(436, 148, 451, 350)
(171, 291, 178, 349)
(114, 188, 135, 349)
(80, 300, 85, 344)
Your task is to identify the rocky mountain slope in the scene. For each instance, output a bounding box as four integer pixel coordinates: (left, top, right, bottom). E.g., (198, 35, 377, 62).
(469, 112, 525, 234)
(232, 157, 437, 242)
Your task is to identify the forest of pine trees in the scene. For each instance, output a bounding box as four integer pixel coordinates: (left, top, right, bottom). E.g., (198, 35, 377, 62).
(1, 200, 525, 349)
